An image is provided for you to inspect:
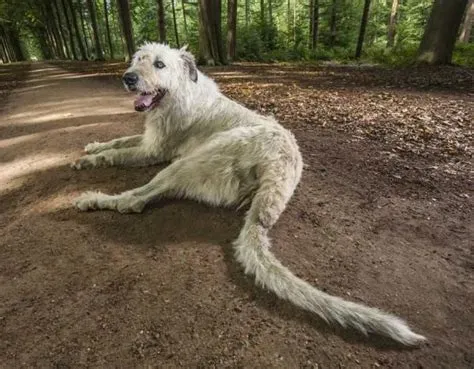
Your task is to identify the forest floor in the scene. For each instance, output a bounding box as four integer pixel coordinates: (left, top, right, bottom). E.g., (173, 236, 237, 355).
(0, 60, 472, 369)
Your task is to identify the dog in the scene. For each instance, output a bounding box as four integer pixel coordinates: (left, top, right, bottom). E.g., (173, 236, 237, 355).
(71, 43, 425, 346)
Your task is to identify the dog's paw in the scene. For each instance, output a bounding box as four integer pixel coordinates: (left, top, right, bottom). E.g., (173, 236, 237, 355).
(84, 142, 105, 154)
(71, 154, 106, 170)
(73, 191, 102, 211)
(116, 196, 146, 214)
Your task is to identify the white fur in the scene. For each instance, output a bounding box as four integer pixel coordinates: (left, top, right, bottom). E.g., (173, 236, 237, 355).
(71, 43, 425, 346)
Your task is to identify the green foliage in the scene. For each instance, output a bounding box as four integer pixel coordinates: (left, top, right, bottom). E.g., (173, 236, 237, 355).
(0, 0, 473, 67)
(452, 43, 474, 67)
(237, 25, 265, 60)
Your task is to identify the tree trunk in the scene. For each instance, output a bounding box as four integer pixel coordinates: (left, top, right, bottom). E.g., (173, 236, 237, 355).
(2, 27, 16, 61)
(386, 0, 399, 47)
(53, 0, 72, 58)
(41, 2, 61, 58)
(0, 28, 12, 63)
(86, 0, 105, 60)
(0, 36, 11, 63)
(61, 0, 79, 59)
(6, 28, 25, 61)
(227, 0, 237, 61)
(44, 26, 57, 58)
(309, 0, 319, 49)
(198, 4, 214, 64)
(48, 1, 67, 58)
(78, 0, 91, 57)
(289, 0, 292, 43)
(329, 0, 337, 47)
(171, 0, 180, 47)
(182, 0, 189, 41)
(67, 0, 87, 59)
(46, 28, 57, 58)
(1, 27, 16, 62)
(157, 0, 167, 43)
(198, 0, 226, 65)
(355, 0, 371, 59)
(37, 28, 53, 59)
(103, 0, 115, 58)
(117, 0, 135, 61)
(293, 0, 297, 43)
(260, 0, 265, 26)
(459, 0, 474, 42)
(418, 0, 468, 64)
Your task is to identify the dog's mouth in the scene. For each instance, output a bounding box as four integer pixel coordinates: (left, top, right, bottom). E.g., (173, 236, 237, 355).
(134, 89, 167, 112)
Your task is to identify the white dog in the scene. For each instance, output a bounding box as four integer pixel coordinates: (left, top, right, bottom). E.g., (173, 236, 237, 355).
(72, 43, 425, 346)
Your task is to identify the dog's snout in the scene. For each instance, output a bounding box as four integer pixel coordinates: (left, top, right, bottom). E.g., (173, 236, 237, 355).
(123, 72, 139, 87)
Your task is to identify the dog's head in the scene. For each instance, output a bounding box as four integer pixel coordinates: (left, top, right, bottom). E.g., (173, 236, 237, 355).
(122, 43, 198, 112)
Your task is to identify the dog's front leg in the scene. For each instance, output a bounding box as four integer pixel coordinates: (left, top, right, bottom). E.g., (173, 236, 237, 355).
(71, 146, 162, 170)
(84, 135, 142, 154)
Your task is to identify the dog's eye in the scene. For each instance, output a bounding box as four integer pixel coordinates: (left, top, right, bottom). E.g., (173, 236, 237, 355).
(154, 60, 165, 69)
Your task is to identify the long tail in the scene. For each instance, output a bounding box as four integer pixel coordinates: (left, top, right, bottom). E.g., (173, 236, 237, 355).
(233, 163, 426, 346)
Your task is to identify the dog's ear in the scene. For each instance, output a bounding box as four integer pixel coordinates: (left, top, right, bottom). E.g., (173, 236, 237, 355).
(180, 49, 198, 83)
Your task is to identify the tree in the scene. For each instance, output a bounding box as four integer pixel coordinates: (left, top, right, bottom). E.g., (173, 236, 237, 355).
(77, 0, 91, 57)
(181, 0, 189, 41)
(309, 0, 319, 50)
(0, 30, 12, 63)
(67, 0, 87, 59)
(227, 0, 237, 61)
(418, 0, 468, 64)
(355, 0, 371, 59)
(103, 0, 114, 59)
(117, 0, 135, 61)
(171, 0, 180, 47)
(157, 0, 167, 43)
(53, 0, 72, 58)
(0, 25, 25, 61)
(198, 0, 226, 65)
(459, 0, 474, 42)
(39, 1, 63, 58)
(328, 0, 337, 47)
(60, 0, 78, 59)
(86, 0, 104, 60)
(387, 0, 399, 48)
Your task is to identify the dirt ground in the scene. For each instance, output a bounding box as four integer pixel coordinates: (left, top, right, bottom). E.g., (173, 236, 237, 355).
(0, 60, 473, 369)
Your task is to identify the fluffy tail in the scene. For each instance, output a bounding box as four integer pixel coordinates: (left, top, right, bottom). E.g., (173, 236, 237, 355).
(233, 165, 426, 346)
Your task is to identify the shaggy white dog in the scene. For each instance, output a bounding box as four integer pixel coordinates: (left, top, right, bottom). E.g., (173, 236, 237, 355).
(71, 43, 425, 345)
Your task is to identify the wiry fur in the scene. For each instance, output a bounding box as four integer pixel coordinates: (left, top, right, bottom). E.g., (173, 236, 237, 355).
(71, 43, 426, 346)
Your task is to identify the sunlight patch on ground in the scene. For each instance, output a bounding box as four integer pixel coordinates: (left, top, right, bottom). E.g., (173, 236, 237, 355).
(212, 74, 257, 80)
(210, 71, 251, 76)
(0, 122, 116, 147)
(16, 83, 59, 93)
(26, 73, 80, 83)
(6, 100, 130, 125)
(0, 153, 69, 187)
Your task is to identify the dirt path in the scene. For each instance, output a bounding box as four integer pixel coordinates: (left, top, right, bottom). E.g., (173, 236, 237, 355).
(0, 62, 473, 368)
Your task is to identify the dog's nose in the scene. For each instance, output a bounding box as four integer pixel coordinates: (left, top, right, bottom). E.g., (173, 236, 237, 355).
(122, 72, 138, 86)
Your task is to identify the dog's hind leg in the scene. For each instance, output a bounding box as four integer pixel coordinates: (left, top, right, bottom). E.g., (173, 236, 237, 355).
(84, 135, 142, 154)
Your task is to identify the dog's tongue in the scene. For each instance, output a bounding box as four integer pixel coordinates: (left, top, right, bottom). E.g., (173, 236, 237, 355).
(134, 94, 153, 110)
